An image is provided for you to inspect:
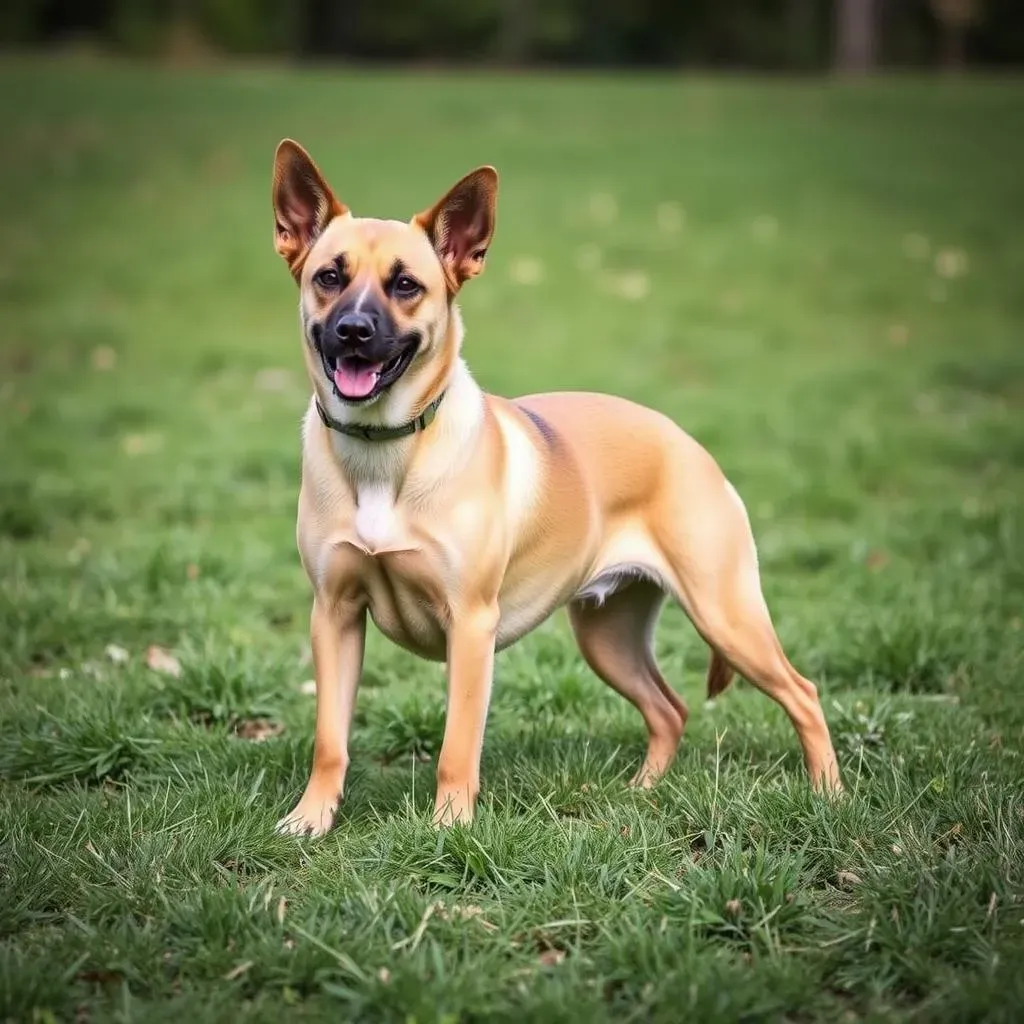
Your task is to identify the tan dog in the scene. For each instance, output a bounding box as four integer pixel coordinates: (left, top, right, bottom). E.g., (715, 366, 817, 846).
(271, 140, 842, 835)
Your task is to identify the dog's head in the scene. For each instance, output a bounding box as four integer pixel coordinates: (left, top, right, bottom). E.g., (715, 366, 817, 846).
(272, 140, 497, 416)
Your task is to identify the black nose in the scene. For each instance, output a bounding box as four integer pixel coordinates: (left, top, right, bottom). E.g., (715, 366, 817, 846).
(335, 311, 376, 344)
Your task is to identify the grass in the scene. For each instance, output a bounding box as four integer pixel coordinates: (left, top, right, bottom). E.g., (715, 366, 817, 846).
(1, 56, 1023, 1021)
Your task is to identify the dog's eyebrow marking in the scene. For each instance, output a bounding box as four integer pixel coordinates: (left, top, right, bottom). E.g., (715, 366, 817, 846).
(385, 259, 404, 286)
(516, 405, 560, 449)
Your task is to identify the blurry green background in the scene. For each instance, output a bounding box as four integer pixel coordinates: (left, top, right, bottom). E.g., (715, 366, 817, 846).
(1, 5, 1023, 1022)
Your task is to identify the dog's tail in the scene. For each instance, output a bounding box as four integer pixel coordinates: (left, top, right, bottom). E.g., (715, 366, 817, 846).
(706, 649, 735, 699)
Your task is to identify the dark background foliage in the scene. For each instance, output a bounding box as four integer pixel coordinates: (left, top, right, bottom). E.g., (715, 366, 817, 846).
(3, 0, 1022, 70)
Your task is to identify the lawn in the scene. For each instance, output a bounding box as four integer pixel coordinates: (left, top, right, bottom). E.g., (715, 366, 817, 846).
(1, 57, 1023, 1022)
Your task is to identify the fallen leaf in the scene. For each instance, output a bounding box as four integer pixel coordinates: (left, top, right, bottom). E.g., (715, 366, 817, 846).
(105, 644, 130, 665)
(603, 270, 649, 301)
(223, 960, 253, 981)
(935, 247, 969, 279)
(538, 948, 566, 967)
(720, 290, 745, 314)
(234, 717, 284, 742)
(575, 244, 602, 272)
(588, 192, 618, 224)
(887, 323, 910, 346)
(656, 201, 685, 233)
(91, 346, 117, 371)
(121, 432, 163, 456)
(255, 367, 294, 392)
(509, 256, 544, 285)
(961, 497, 981, 518)
(68, 537, 92, 564)
(865, 550, 889, 571)
(77, 969, 124, 984)
(902, 233, 930, 260)
(146, 645, 181, 678)
(837, 870, 863, 888)
(446, 904, 496, 930)
(914, 392, 939, 415)
(204, 147, 238, 182)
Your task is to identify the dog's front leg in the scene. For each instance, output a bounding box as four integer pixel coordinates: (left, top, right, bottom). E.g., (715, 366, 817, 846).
(434, 604, 499, 826)
(277, 597, 366, 837)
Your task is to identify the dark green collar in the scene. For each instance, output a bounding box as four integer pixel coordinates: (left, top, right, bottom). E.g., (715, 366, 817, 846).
(315, 390, 446, 442)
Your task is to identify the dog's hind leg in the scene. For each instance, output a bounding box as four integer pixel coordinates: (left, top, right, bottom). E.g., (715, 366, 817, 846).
(569, 579, 688, 787)
(653, 476, 842, 793)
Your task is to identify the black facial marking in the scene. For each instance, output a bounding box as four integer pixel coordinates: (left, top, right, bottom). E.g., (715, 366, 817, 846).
(384, 259, 405, 293)
(335, 255, 351, 289)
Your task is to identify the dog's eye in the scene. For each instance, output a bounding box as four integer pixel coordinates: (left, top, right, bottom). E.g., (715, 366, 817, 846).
(393, 274, 422, 298)
(314, 267, 340, 289)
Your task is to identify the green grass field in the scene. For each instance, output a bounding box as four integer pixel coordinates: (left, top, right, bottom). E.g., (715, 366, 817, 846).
(1, 58, 1023, 1022)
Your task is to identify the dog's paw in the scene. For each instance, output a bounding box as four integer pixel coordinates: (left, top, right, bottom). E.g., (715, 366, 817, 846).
(627, 771, 657, 790)
(276, 797, 338, 838)
(432, 789, 474, 828)
(627, 761, 667, 790)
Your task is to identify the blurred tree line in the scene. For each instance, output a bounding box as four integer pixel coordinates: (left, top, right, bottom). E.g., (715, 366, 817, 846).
(2, 0, 1021, 69)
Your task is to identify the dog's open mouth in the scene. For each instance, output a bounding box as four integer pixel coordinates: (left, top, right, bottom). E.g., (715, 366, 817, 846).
(320, 346, 416, 404)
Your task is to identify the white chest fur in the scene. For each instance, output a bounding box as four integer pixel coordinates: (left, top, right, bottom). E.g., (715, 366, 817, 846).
(354, 483, 398, 553)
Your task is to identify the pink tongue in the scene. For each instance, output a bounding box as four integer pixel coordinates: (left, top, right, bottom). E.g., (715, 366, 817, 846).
(334, 358, 384, 399)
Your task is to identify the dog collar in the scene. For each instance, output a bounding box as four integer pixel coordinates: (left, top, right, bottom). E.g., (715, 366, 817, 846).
(314, 390, 446, 442)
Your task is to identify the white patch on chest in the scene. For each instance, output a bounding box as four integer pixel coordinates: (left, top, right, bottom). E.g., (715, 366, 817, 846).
(355, 483, 397, 552)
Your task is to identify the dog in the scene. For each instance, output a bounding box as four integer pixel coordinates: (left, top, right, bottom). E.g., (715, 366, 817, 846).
(271, 140, 842, 835)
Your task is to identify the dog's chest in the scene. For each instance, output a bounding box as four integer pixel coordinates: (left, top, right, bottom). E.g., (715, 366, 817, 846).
(352, 483, 399, 552)
(314, 483, 453, 661)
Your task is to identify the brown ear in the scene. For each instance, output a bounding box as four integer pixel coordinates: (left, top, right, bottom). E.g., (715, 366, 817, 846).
(413, 166, 498, 292)
(272, 139, 347, 275)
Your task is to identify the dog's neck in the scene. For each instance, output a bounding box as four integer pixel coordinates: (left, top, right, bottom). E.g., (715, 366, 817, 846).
(308, 307, 485, 497)
(323, 359, 483, 491)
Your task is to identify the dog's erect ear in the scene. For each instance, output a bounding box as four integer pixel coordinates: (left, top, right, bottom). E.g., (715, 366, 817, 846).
(413, 166, 498, 292)
(272, 140, 347, 275)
